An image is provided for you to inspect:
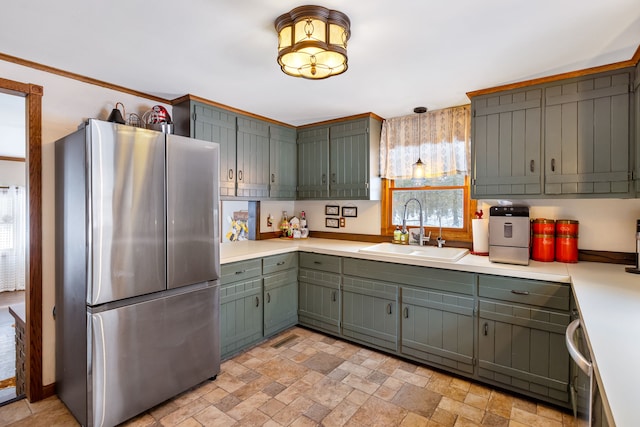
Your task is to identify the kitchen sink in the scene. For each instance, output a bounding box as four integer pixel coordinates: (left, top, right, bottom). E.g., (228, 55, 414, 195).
(358, 243, 469, 262)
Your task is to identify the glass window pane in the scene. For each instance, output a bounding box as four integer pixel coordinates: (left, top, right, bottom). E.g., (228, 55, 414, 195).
(392, 189, 465, 228)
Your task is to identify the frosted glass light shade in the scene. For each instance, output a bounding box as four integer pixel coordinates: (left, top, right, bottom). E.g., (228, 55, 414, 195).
(275, 5, 350, 79)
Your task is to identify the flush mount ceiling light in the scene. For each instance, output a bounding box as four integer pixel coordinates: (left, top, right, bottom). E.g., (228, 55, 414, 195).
(275, 5, 351, 79)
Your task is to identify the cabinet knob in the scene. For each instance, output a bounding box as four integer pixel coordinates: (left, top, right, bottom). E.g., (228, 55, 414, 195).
(386, 303, 392, 315)
(331, 173, 336, 184)
(403, 307, 409, 318)
(276, 261, 286, 266)
(228, 169, 234, 180)
(530, 160, 535, 172)
(483, 322, 489, 336)
(322, 174, 327, 184)
(551, 158, 556, 172)
(332, 291, 337, 302)
(510, 290, 530, 296)
(235, 269, 247, 275)
(266, 292, 271, 303)
(271, 173, 275, 183)
(238, 170, 243, 181)
(255, 296, 259, 307)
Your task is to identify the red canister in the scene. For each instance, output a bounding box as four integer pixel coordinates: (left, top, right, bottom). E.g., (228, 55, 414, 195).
(531, 219, 555, 262)
(555, 220, 579, 263)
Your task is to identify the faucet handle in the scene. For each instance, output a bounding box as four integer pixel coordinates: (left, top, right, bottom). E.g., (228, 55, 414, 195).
(437, 237, 446, 248)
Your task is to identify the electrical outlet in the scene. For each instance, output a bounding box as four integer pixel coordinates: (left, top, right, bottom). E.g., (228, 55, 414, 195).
(340, 217, 346, 227)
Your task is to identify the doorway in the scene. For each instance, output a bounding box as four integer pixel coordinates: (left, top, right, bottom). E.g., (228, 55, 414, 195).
(0, 77, 44, 404)
(0, 90, 27, 404)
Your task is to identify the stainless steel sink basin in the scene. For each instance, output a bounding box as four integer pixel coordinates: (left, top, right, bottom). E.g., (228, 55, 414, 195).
(358, 243, 469, 262)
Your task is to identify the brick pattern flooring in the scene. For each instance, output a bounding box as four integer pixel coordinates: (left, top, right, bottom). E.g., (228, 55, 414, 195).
(0, 326, 584, 426)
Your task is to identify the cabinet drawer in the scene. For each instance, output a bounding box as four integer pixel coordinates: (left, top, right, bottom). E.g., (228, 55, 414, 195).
(221, 259, 262, 284)
(263, 253, 298, 274)
(299, 252, 341, 273)
(343, 258, 474, 295)
(478, 275, 570, 311)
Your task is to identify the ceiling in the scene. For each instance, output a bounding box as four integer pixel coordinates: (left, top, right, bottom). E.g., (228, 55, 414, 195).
(1, 0, 639, 126)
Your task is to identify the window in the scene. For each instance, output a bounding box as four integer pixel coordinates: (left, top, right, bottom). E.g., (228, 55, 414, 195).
(381, 176, 475, 241)
(379, 105, 474, 241)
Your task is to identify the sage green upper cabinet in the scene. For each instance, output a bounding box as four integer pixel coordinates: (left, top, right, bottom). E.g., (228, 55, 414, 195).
(470, 67, 635, 199)
(297, 126, 331, 199)
(297, 115, 382, 200)
(269, 125, 297, 199)
(173, 97, 286, 200)
(471, 88, 543, 198)
(544, 69, 632, 196)
(236, 116, 270, 198)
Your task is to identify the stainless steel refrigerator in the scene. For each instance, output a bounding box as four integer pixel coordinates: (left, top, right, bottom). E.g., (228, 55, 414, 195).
(55, 119, 220, 427)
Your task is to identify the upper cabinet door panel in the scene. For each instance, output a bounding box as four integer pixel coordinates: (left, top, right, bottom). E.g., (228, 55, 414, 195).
(544, 71, 631, 195)
(297, 126, 330, 199)
(192, 103, 237, 198)
(269, 125, 297, 199)
(236, 116, 270, 198)
(472, 89, 543, 198)
(329, 119, 370, 199)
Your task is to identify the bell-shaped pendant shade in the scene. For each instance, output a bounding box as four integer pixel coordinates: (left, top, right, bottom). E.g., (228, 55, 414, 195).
(412, 158, 425, 180)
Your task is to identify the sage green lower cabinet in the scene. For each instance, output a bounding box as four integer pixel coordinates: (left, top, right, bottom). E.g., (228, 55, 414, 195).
(298, 253, 342, 335)
(401, 286, 475, 374)
(342, 275, 398, 352)
(264, 268, 298, 336)
(220, 259, 263, 359)
(477, 274, 571, 407)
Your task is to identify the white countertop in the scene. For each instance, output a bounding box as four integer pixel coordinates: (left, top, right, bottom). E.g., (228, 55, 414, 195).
(221, 238, 639, 426)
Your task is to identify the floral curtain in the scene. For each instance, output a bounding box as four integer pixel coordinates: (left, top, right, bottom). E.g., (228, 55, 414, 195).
(0, 186, 26, 292)
(380, 104, 471, 179)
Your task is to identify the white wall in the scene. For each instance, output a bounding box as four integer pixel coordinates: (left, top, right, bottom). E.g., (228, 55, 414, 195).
(1, 59, 171, 386)
(0, 160, 26, 186)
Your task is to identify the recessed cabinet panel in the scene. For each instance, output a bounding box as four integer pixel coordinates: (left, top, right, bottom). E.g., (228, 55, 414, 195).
(297, 127, 330, 199)
(269, 125, 297, 199)
(237, 116, 270, 198)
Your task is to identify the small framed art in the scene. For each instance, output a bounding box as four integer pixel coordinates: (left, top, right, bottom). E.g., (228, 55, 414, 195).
(342, 206, 357, 217)
(325, 217, 340, 228)
(325, 205, 340, 215)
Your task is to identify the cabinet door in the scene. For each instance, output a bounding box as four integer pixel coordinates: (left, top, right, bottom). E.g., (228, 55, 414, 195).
(298, 268, 341, 335)
(635, 63, 640, 195)
(329, 119, 370, 199)
(192, 103, 237, 198)
(342, 276, 398, 352)
(545, 70, 631, 195)
(401, 287, 474, 374)
(220, 277, 263, 359)
(478, 299, 570, 404)
(236, 116, 270, 198)
(472, 89, 542, 197)
(263, 268, 298, 337)
(269, 125, 297, 199)
(297, 126, 330, 199)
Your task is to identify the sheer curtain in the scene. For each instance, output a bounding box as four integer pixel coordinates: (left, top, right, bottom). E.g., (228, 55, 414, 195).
(380, 105, 471, 179)
(0, 186, 26, 292)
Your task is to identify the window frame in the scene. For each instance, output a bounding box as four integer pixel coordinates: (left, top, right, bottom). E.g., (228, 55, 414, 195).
(380, 176, 476, 242)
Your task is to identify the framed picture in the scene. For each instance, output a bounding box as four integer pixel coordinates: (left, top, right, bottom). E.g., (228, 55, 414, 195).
(342, 206, 357, 217)
(325, 205, 340, 215)
(325, 217, 340, 228)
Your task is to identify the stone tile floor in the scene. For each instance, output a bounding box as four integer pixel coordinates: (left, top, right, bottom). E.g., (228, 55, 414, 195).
(0, 327, 583, 426)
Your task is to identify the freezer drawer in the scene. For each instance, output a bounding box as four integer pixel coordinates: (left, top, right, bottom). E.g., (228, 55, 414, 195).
(88, 285, 220, 427)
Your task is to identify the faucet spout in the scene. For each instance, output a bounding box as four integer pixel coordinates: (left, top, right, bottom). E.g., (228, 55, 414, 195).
(402, 198, 429, 246)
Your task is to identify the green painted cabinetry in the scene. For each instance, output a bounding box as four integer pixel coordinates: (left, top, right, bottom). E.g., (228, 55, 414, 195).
(173, 98, 296, 200)
(263, 253, 298, 336)
(471, 67, 635, 198)
(477, 274, 571, 406)
(269, 125, 297, 199)
(298, 253, 342, 335)
(220, 259, 263, 359)
(471, 88, 543, 197)
(297, 115, 382, 200)
(634, 62, 640, 195)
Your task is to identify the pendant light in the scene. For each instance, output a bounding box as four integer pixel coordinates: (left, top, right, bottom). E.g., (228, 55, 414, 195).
(412, 107, 427, 182)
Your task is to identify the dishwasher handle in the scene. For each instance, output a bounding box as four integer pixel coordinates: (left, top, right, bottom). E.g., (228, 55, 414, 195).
(565, 318, 592, 377)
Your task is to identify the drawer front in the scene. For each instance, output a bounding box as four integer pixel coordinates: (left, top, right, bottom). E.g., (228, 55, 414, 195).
(221, 259, 262, 284)
(478, 274, 570, 311)
(343, 257, 474, 296)
(263, 253, 298, 275)
(299, 252, 341, 273)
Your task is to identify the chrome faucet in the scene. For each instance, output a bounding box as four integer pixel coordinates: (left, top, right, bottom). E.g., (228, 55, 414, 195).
(436, 217, 446, 248)
(402, 198, 430, 246)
